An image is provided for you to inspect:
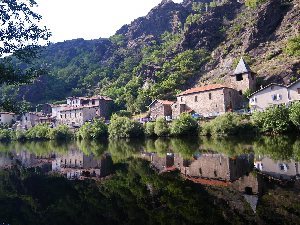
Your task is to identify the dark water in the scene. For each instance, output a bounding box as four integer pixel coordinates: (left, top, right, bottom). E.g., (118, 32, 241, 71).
(0, 136, 300, 225)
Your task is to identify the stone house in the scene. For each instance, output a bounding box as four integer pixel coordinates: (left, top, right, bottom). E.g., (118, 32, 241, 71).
(149, 100, 174, 120)
(56, 106, 101, 127)
(0, 112, 16, 127)
(249, 78, 300, 112)
(19, 112, 53, 129)
(52, 150, 113, 179)
(172, 84, 244, 118)
(52, 95, 113, 126)
(174, 153, 254, 182)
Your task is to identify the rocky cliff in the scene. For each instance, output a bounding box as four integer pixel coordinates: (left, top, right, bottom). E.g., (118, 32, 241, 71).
(1, 0, 299, 113)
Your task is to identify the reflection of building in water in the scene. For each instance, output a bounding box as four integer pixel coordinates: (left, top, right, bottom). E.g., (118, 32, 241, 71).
(255, 157, 300, 180)
(0, 151, 53, 172)
(52, 150, 113, 180)
(175, 153, 254, 182)
(141, 152, 174, 172)
(0, 153, 14, 168)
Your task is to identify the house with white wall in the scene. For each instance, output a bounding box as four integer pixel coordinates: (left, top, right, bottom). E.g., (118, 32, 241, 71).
(0, 112, 16, 127)
(249, 78, 300, 112)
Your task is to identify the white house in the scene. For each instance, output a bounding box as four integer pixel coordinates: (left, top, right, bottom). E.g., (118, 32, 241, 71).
(249, 78, 300, 112)
(0, 112, 16, 127)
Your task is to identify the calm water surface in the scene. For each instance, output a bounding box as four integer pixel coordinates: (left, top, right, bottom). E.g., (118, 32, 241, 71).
(0, 136, 300, 225)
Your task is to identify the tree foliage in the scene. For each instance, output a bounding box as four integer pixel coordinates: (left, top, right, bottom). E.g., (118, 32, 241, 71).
(170, 113, 198, 136)
(154, 117, 169, 137)
(251, 105, 291, 134)
(108, 115, 143, 139)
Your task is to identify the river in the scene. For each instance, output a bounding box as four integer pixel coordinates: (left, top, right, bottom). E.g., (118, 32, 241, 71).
(0, 136, 299, 225)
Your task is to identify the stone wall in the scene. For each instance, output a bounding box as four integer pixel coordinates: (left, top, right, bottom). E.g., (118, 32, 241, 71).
(173, 88, 230, 117)
(230, 72, 256, 93)
(149, 102, 172, 119)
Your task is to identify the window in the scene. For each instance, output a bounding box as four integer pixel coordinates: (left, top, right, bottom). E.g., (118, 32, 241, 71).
(174, 105, 177, 108)
(209, 93, 212, 100)
(181, 97, 183, 102)
(214, 170, 217, 177)
(92, 100, 95, 105)
(195, 96, 198, 102)
(60, 115, 63, 119)
(65, 114, 66, 118)
(199, 168, 202, 175)
(297, 88, 300, 94)
(272, 94, 282, 101)
(236, 74, 243, 81)
(271, 86, 274, 90)
(229, 91, 231, 97)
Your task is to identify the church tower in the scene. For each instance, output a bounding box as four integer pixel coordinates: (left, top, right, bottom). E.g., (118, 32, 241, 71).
(230, 58, 256, 94)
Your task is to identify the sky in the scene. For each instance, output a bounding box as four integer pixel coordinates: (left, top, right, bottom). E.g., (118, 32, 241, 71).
(35, 0, 183, 43)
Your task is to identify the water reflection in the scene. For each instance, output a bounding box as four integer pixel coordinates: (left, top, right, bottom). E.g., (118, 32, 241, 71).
(0, 136, 299, 184)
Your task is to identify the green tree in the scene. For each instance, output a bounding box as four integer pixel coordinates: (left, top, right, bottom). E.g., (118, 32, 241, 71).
(284, 35, 300, 57)
(48, 125, 73, 140)
(77, 119, 108, 140)
(154, 117, 169, 137)
(252, 105, 290, 134)
(170, 113, 198, 136)
(289, 101, 300, 129)
(108, 115, 143, 139)
(144, 122, 156, 137)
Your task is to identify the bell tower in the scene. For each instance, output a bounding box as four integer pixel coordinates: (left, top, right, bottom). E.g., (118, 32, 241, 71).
(230, 58, 256, 94)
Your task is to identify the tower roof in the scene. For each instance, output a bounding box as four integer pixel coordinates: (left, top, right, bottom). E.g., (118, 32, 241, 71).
(233, 57, 252, 75)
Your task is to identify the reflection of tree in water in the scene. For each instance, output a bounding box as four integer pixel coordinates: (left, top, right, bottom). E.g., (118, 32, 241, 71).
(201, 137, 253, 157)
(76, 140, 107, 157)
(0, 141, 71, 157)
(108, 139, 142, 162)
(170, 137, 199, 159)
(253, 136, 295, 160)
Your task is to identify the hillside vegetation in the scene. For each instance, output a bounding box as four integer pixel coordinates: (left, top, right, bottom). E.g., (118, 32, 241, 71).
(0, 0, 299, 114)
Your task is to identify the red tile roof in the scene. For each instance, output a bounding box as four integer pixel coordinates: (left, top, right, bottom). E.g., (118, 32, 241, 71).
(157, 100, 175, 105)
(177, 84, 230, 96)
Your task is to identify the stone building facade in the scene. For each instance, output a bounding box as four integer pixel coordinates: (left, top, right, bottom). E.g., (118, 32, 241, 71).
(229, 58, 257, 94)
(0, 112, 16, 126)
(149, 100, 174, 120)
(52, 150, 113, 180)
(52, 95, 113, 127)
(174, 153, 254, 182)
(172, 84, 244, 118)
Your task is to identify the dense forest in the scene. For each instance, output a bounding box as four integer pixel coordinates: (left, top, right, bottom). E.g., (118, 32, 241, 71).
(0, 0, 299, 114)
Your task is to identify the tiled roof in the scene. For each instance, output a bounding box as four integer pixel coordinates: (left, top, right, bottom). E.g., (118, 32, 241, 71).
(233, 57, 252, 75)
(177, 84, 230, 96)
(157, 100, 174, 105)
(248, 83, 287, 97)
(149, 99, 174, 107)
(0, 112, 15, 115)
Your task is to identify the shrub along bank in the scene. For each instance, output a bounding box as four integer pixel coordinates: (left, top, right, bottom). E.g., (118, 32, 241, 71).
(1, 104, 300, 143)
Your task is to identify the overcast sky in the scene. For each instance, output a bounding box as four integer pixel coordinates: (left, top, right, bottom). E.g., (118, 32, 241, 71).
(35, 0, 183, 43)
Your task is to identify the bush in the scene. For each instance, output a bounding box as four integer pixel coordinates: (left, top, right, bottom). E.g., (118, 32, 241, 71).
(154, 117, 169, 137)
(200, 113, 253, 137)
(0, 128, 12, 141)
(144, 122, 156, 137)
(15, 130, 27, 141)
(77, 119, 108, 140)
(252, 105, 290, 134)
(170, 113, 198, 136)
(108, 115, 143, 139)
(48, 125, 73, 140)
(284, 35, 300, 57)
(289, 101, 300, 129)
(26, 124, 51, 140)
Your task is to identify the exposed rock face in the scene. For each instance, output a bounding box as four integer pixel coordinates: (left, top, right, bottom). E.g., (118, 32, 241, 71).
(244, 0, 291, 51)
(180, 1, 242, 51)
(116, 0, 190, 42)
